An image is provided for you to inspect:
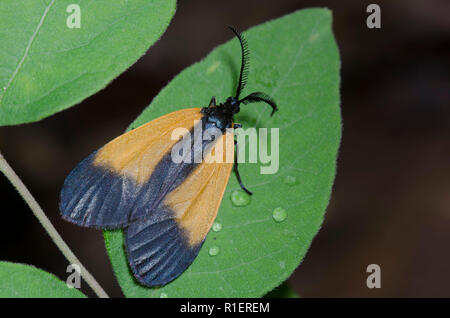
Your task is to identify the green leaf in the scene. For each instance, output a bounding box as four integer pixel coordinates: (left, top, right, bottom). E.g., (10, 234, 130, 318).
(0, 261, 86, 297)
(0, 0, 175, 126)
(105, 8, 341, 297)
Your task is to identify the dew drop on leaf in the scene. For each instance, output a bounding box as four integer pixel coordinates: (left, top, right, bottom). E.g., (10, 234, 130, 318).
(212, 222, 222, 232)
(209, 246, 220, 256)
(272, 207, 287, 223)
(230, 190, 251, 207)
(283, 175, 298, 186)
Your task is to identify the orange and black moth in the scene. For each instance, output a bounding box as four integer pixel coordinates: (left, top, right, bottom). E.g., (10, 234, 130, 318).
(59, 26, 278, 287)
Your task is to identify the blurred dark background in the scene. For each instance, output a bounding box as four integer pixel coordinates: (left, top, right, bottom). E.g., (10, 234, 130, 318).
(1, 0, 449, 297)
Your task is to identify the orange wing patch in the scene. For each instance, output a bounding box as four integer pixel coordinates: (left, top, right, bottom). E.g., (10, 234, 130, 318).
(93, 108, 203, 185)
(164, 130, 234, 246)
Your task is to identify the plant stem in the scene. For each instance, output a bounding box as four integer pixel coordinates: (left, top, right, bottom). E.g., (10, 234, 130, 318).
(0, 151, 109, 298)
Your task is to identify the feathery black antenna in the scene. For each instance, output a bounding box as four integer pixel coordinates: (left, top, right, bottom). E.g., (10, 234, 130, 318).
(239, 92, 278, 116)
(227, 25, 249, 100)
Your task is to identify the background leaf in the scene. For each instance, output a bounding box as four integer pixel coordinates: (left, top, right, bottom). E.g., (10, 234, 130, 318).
(105, 8, 341, 297)
(0, 261, 86, 297)
(0, 0, 176, 126)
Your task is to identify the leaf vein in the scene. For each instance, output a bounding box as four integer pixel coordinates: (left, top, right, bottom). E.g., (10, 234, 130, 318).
(0, 0, 55, 105)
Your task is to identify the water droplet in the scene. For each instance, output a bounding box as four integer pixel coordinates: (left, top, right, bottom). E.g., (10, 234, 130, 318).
(231, 190, 251, 207)
(160, 292, 168, 298)
(209, 246, 220, 256)
(212, 222, 222, 232)
(283, 175, 298, 186)
(279, 261, 286, 269)
(272, 207, 287, 223)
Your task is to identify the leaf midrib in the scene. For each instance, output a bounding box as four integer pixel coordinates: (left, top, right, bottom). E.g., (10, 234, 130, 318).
(0, 0, 55, 106)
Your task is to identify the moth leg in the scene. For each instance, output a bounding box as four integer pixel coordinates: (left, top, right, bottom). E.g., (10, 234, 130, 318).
(233, 138, 252, 195)
(209, 96, 216, 107)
